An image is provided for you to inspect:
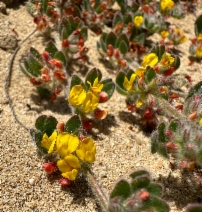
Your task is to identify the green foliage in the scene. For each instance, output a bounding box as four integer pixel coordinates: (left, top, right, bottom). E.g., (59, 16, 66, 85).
(108, 170, 169, 212)
(65, 115, 82, 135)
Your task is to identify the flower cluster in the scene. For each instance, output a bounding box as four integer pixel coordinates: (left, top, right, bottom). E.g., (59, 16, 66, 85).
(189, 33, 202, 59)
(41, 130, 96, 181)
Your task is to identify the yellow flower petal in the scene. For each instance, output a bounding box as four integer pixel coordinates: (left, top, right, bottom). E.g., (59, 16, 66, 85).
(85, 150, 96, 163)
(123, 73, 137, 92)
(64, 155, 81, 169)
(160, 0, 174, 11)
(57, 159, 72, 173)
(199, 118, 202, 126)
(82, 92, 99, 113)
(133, 16, 144, 28)
(68, 85, 86, 106)
(135, 67, 146, 78)
(87, 77, 104, 93)
(136, 100, 144, 108)
(142, 53, 158, 67)
(159, 52, 174, 67)
(196, 46, 202, 58)
(41, 132, 57, 153)
(161, 30, 169, 39)
(198, 34, 202, 42)
(62, 169, 78, 181)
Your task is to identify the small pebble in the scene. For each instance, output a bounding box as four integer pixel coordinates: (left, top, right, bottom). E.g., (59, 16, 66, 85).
(28, 178, 35, 185)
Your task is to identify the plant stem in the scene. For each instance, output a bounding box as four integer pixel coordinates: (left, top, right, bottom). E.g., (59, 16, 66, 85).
(86, 171, 108, 212)
(157, 97, 185, 119)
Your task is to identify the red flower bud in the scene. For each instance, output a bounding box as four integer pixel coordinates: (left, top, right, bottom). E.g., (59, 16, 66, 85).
(59, 178, 72, 187)
(53, 69, 66, 81)
(138, 190, 150, 201)
(62, 39, 69, 48)
(41, 51, 50, 61)
(99, 92, 108, 103)
(49, 59, 63, 69)
(166, 141, 177, 152)
(42, 162, 57, 174)
(30, 77, 42, 86)
(188, 111, 197, 120)
(127, 104, 136, 113)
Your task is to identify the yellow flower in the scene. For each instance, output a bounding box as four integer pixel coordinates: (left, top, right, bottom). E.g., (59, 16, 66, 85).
(123, 73, 137, 92)
(199, 118, 202, 126)
(159, 52, 174, 67)
(196, 46, 202, 58)
(41, 131, 57, 154)
(136, 100, 144, 108)
(141, 53, 158, 67)
(82, 92, 99, 113)
(174, 28, 187, 44)
(68, 85, 86, 106)
(88, 77, 103, 93)
(161, 30, 169, 39)
(160, 0, 175, 11)
(135, 67, 146, 78)
(76, 137, 96, 163)
(56, 133, 79, 158)
(57, 154, 81, 181)
(133, 16, 144, 28)
(197, 34, 202, 42)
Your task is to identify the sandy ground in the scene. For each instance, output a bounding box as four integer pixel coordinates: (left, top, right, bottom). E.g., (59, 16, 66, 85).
(1, 2, 202, 212)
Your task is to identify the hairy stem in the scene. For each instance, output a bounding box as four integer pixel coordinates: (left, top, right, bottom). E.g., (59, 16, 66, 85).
(157, 97, 185, 119)
(86, 171, 108, 212)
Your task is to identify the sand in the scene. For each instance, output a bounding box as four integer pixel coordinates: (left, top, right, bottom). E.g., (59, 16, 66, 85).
(1, 2, 202, 212)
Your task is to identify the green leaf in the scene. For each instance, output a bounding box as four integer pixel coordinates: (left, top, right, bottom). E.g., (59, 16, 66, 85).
(45, 41, 58, 58)
(54, 51, 67, 67)
(99, 38, 107, 52)
(81, 26, 88, 41)
(27, 55, 43, 76)
(24, 59, 38, 77)
(131, 176, 150, 191)
(102, 82, 115, 101)
(158, 123, 166, 143)
(42, 0, 48, 13)
(196, 149, 202, 165)
(85, 68, 102, 90)
(106, 32, 117, 48)
(116, 34, 129, 49)
(186, 81, 202, 100)
(116, 71, 126, 91)
(150, 45, 165, 61)
(144, 66, 156, 84)
(151, 131, 158, 154)
(65, 115, 82, 135)
(116, 85, 128, 95)
(168, 120, 178, 132)
(113, 12, 123, 28)
(19, 63, 31, 78)
(101, 79, 112, 84)
(195, 15, 202, 36)
(123, 14, 132, 25)
(133, 33, 146, 45)
(70, 75, 84, 89)
(30, 129, 48, 154)
(119, 40, 128, 54)
(30, 47, 43, 63)
(35, 115, 58, 136)
(174, 55, 180, 70)
(141, 196, 169, 212)
(37, 87, 51, 100)
(147, 183, 163, 197)
(110, 179, 131, 200)
(130, 170, 149, 180)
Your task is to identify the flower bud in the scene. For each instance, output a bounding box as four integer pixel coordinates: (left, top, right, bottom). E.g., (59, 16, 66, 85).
(49, 59, 63, 69)
(99, 92, 108, 103)
(41, 51, 50, 61)
(82, 119, 93, 131)
(59, 177, 72, 187)
(62, 39, 69, 48)
(188, 111, 197, 120)
(166, 141, 177, 152)
(94, 108, 108, 120)
(42, 162, 57, 174)
(57, 121, 65, 133)
(138, 190, 150, 201)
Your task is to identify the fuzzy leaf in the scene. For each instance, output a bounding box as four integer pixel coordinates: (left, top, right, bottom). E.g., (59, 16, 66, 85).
(85, 68, 102, 90)
(195, 15, 202, 36)
(81, 26, 88, 41)
(133, 33, 146, 45)
(65, 115, 82, 135)
(186, 81, 202, 100)
(110, 179, 131, 200)
(27, 55, 43, 76)
(116, 71, 126, 91)
(123, 14, 132, 25)
(30, 47, 43, 63)
(144, 67, 156, 84)
(116, 34, 129, 49)
(54, 51, 67, 67)
(70, 75, 84, 89)
(106, 32, 117, 48)
(141, 196, 169, 212)
(174, 55, 180, 70)
(19, 63, 31, 78)
(147, 183, 163, 197)
(113, 12, 123, 27)
(42, 0, 48, 13)
(168, 120, 178, 132)
(158, 123, 166, 143)
(131, 176, 150, 191)
(24, 59, 38, 77)
(150, 45, 165, 61)
(35, 115, 58, 137)
(37, 87, 51, 100)
(151, 131, 158, 154)
(45, 41, 58, 58)
(102, 82, 115, 101)
(130, 170, 149, 180)
(119, 40, 128, 54)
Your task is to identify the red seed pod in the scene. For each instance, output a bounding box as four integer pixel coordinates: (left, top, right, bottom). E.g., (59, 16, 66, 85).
(82, 120, 93, 131)
(99, 92, 108, 103)
(41, 51, 50, 61)
(42, 162, 57, 174)
(30, 77, 42, 86)
(59, 178, 72, 187)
